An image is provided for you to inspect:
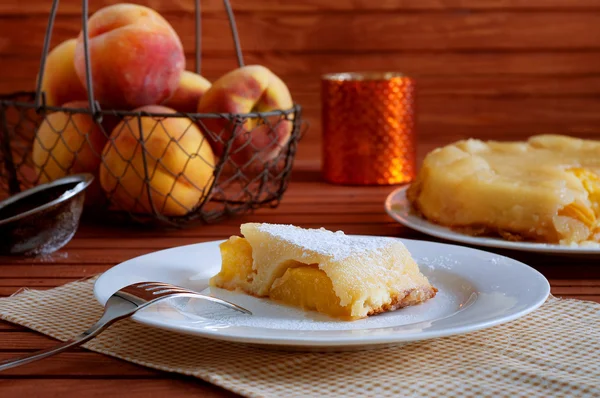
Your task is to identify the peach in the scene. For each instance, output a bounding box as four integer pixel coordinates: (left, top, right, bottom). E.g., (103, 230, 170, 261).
(100, 105, 215, 216)
(163, 71, 211, 113)
(196, 65, 293, 170)
(73, 4, 185, 109)
(32, 101, 114, 205)
(39, 39, 87, 107)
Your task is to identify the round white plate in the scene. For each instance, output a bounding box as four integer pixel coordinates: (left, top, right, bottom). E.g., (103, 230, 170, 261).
(385, 186, 600, 256)
(94, 237, 550, 350)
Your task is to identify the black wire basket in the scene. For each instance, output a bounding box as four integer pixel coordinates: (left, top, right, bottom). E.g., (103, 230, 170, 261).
(0, 0, 303, 227)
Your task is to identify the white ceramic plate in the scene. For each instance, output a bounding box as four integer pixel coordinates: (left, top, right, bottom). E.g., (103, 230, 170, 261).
(385, 186, 600, 256)
(94, 237, 550, 350)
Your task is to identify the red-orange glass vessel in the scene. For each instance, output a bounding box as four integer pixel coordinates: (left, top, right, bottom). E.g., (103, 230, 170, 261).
(321, 72, 416, 185)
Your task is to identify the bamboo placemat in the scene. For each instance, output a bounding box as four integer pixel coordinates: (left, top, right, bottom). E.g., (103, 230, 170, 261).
(1, 278, 599, 398)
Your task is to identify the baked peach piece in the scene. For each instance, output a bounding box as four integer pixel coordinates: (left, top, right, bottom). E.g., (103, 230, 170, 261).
(100, 105, 216, 216)
(73, 4, 185, 109)
(39, 39, 87, 106)
(197, 65, 293, 169)
(163, 71, 211, 113)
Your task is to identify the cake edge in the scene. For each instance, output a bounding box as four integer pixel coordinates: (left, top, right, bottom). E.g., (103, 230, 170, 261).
(366, 285, 438, 317)
(408, 181, 558, 243)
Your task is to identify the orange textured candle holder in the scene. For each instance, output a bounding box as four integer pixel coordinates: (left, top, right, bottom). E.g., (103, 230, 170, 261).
(321, 72, 416, 185)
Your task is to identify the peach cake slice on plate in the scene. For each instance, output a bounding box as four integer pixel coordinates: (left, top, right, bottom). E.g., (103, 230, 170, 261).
(210, 223, 437, 320)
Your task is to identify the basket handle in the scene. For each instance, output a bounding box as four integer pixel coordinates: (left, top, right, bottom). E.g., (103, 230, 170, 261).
(195, 0, 246, 72)
(80, 0, 102, 119)
(33, 0, 60, 110)
(34, 0, 244, 113)
(223, 0, 245, 67)
(33, 0, 102, 117)
(195, 0, 202, 74)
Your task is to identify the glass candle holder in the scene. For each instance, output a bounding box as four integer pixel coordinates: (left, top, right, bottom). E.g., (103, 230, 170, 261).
(321, 72, 416, 185)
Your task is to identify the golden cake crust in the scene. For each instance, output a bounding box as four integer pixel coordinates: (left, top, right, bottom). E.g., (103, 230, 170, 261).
(367, 286, 438, 316)
(408, 135, 600, 245)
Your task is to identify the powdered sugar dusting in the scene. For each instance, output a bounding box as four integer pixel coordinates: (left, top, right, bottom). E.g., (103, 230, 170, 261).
(255, 224, 397, 261)
(418, 254, 461, 271)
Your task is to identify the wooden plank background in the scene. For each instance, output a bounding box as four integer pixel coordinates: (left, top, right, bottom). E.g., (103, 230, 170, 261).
(1, 0, 600, 151)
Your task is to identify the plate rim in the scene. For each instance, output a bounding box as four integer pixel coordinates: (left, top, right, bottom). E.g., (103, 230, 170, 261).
(385, 186, 600, 255)
(93, 237, 550, 347)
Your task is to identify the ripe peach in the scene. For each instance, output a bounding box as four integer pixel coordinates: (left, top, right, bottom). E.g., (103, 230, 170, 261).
(100, 105, 216, 216)
(39, 39, 87, 107)
(196, 65, 293, 170)
(163, 71, 211, 113)
(32, 101, 114, 205)
(73, 4, 185, 109)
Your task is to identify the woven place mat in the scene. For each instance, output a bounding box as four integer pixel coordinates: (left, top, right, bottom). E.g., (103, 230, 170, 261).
(0, 279, 599, 398)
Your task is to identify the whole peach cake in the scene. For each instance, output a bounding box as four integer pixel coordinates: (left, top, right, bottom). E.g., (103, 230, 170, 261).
(210, 223, 437, 320)
(407, 134, 600, 245)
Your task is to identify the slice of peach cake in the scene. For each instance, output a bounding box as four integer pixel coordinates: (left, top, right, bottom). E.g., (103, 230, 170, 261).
(210, 223, 437, 320)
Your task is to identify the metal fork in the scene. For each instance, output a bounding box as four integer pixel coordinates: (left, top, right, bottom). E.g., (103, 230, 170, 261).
(0, 281, 251, 371)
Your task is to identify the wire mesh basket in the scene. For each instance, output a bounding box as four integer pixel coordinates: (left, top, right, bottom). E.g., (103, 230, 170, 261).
(0, 0, 303, 227)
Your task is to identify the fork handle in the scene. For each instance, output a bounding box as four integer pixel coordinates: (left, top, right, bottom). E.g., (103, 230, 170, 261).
(0, 311, 125, 372)
(0, 330, 102, 371)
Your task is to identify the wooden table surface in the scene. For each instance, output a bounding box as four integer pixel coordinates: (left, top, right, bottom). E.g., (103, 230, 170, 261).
(0, 143, 599, 397)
